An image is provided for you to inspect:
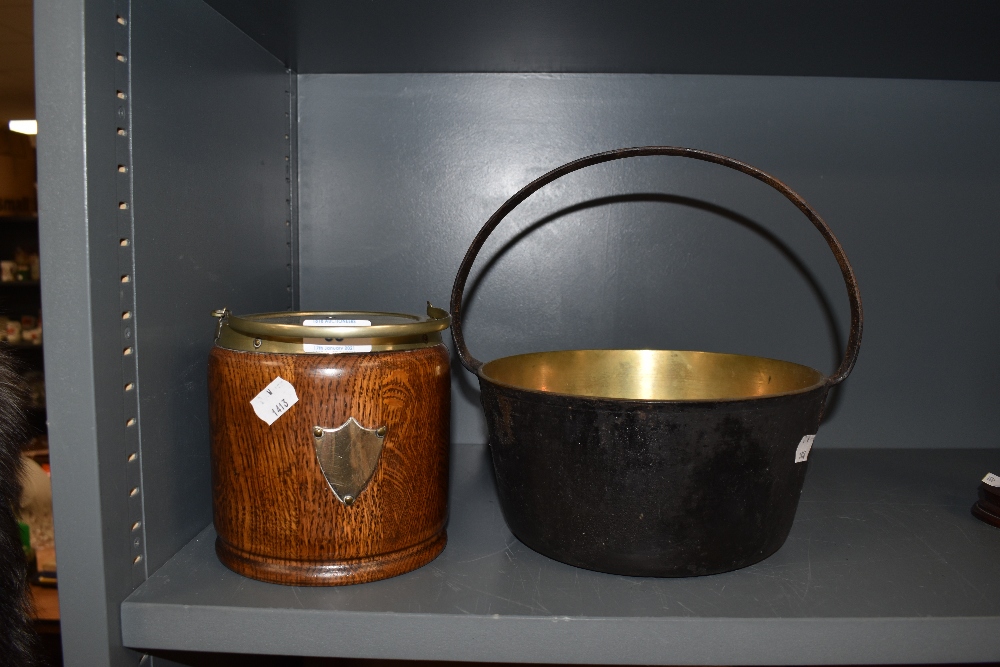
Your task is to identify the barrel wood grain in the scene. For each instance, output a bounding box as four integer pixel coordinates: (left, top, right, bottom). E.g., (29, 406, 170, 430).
(209, 344, 450, 585)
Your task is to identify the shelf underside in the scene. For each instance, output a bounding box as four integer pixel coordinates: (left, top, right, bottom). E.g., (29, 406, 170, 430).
(204, 0, 1000, 81)
(122, 446, 1000, 664)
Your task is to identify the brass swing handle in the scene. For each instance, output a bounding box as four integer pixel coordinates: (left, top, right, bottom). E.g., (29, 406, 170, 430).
(449, 146, 862, 387)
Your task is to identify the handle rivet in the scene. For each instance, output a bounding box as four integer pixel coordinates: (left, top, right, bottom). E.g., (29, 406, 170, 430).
(253, 338, 262, 348)
(313, 426, 323, 438)
(343, 495, 355, 506)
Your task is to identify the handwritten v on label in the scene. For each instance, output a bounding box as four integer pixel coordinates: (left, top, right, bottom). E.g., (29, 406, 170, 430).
(250, 376, 298, 425)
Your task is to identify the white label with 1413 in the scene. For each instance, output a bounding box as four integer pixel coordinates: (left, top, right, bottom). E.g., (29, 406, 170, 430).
(250, 376, 299, 425)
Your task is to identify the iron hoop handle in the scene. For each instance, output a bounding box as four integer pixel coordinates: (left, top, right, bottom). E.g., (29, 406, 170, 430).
(450, 146, 863, 387)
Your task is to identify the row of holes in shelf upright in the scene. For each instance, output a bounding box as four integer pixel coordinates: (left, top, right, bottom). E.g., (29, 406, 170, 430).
(114, 10, 145, 585)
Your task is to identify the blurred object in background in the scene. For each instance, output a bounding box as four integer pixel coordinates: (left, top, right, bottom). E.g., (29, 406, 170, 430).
(0, 127, 35, 217)
(19, 454, 53, 553)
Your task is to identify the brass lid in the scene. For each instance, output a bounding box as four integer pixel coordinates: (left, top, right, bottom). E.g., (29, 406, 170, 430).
(213, 303, 450, 354)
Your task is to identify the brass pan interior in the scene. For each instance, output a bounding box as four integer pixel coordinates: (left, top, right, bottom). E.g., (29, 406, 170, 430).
(481, 349, 826, 402)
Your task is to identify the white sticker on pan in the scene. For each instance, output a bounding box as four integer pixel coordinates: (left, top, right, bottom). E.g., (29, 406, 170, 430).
(983, 473, 1000, 487)
(302, 319, 371, 326)
(794, 435, 816, 463)
(250, 376, 298, 425)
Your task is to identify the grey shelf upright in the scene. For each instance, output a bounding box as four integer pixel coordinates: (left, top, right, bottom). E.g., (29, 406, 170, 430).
(33, 2, 1000, 666)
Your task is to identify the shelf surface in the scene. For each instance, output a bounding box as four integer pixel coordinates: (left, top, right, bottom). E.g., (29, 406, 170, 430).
(122, 446, 1000, 664)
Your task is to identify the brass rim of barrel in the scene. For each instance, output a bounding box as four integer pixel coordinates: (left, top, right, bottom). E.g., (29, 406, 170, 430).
(212, 303, 450, 354)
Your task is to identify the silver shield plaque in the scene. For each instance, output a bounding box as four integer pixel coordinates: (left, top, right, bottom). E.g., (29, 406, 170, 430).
(313, 418, 386, 506)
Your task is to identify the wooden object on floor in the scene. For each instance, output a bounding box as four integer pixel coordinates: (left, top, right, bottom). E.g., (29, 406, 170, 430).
(30, 546, 58, 621)
(30, 585, 59, 622)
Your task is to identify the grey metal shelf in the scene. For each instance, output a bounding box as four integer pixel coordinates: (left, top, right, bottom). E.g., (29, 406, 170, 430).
(34, 0, 1000, 664)
(121, 445, 1000, 664)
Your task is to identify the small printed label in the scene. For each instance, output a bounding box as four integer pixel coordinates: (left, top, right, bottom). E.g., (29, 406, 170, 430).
(302, 341, 373, 354)
(794, 435, 816, 463)
(301, 319, 372, 353)
(303, 319, 371, 326)
(250, 376, 298, 426)
(983, 473, 1000, 488)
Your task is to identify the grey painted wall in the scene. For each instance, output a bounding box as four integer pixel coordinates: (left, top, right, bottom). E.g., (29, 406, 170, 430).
(298, 73, 1000, 449)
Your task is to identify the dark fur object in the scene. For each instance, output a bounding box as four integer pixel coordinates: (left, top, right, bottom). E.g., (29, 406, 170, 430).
(0, 348, 37, 666)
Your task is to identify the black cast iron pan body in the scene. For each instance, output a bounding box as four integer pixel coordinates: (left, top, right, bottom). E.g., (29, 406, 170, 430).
(450, 147, 863, 577)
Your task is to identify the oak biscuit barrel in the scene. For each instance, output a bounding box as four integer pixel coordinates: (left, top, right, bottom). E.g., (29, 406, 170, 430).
(208, 305, 451, 585)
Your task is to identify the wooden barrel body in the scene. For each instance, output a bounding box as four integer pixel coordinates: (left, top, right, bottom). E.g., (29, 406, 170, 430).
(208, 343, 450, 585)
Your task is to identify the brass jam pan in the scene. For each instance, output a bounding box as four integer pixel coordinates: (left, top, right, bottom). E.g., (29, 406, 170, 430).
(449, 146, 863, 577)
(213, 303, 451, 354)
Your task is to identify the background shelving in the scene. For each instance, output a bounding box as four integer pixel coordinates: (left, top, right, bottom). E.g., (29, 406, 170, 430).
(0, 208, 45, 441)
(0, 210, 45, 436)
